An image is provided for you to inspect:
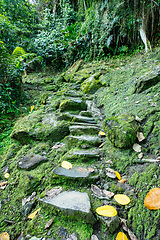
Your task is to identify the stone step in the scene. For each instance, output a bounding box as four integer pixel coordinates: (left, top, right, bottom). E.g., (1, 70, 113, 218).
(65, 135, 102, 149)
(69, 125, 100, 136)
(53, 166, 99, 179)
(59, 99, 87, 112)
(61, 149, 100, 162)
(57, 112, 97, 124)
(40, 191, 96, 223)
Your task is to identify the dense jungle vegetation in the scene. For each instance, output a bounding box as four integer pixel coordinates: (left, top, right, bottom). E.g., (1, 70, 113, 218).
(0, 0, 160, 118)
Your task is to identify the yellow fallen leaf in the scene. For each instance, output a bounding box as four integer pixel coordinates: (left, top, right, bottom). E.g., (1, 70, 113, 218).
(28, 208, 41, 219)
(43, 100, 46, 104)
(61, 161, 72, 169)
(99, 131, 106, 136)
(31, 106, 34, 113)
(116, 232, 128, 240)
(118, 179, 127, 184)
(96, 205, 117, 217)
(0, 232, 10, 240)
(115, 171, 121, 180)
(114, 194, 130, 205)
(4, 173, 10, 179)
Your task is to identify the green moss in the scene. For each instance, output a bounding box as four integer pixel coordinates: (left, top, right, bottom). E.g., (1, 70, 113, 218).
(102, 114, 139, 148)
(81, 72, 102, 94)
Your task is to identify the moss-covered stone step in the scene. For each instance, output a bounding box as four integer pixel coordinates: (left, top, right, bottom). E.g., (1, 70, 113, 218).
(53, 166, 99, 179)
(57, 112, 97, 124)
(60, 149, 100, 162)
(69, 125, 100, 136)
(81, 72, 102, 94)
(18, 153, 48, 170)
(11, 111, 70, 143)
(59, 99, 87, 112)
(65, 135, 102, 149)
(40, 191, 96, 224)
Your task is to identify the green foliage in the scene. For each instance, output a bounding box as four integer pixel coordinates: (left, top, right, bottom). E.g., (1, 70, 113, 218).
(0, 41, 23, 115)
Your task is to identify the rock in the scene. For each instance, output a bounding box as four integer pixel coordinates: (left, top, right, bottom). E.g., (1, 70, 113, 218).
(18, 153, 48, 170)
(81, 73, 102, 94)
(61, 149, 100, 162)
(134, 65, 160, 93)
(79, 111, 93, 117)
(69, 125, 99, 136)
(91, 235, 99, 240)
(59, 99, 87, 112)
(65, 135, 102, 149)
(57, 112, 97, 124)
(40, 191, 96, 224)
(67, 232, 77, 240)
(101, 215, 120, 233)
(11, 111, 69, 143)
(60, 60, 84, 82)
(63, 90, 83, 97)
(86, 100, 103, 122)
(53, 166, 98, 179)
(102, 114, 139, 148)
(22, 202, 34, 216)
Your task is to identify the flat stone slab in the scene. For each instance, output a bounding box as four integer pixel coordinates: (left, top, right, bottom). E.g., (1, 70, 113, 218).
(18, 153, 48, 170)
(40, 191, 96, 223)
(61, 149, 100, 162)
(65, 135, 102, 149)
(69, 125, 99, 136)
(57, 113, 97, 124)
(53, 166, 92, 178)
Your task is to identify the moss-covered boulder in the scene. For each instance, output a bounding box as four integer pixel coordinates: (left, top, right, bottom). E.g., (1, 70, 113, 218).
(102, 114, 139, 148)
(81, 72, 102, 94)
(11, 111, 69, 143)
(59, 99, 87, 112)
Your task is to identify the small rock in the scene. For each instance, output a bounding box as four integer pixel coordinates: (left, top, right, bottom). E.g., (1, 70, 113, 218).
(100, 215, 120, 233)
(91, 235, 99, 240)
(67, 232, 77, 240)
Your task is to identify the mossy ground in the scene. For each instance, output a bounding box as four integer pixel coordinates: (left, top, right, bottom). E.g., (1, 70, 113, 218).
(0, 48, 160, 239)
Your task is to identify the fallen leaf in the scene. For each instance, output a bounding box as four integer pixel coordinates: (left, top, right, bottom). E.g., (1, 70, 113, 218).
(4, 173, 10, 179)
(118, 179, 127, 184)
(138, 152, 143, 159)
(22, 192, 36, 206)
(102, 189, 114, 198)
(135, 115, 142, 122)
(106, 168, 116, 178)
(115, 171, 121, 180)
(88, 167, 95, 173)
(135, 101, 140, 104)
(96, 205, 117, 217)
(44, 217, 55, 229)
(91, 184, 103, 197)
(136, 132, 145, 142)
(120, 218, 139, 240)
(61, 161, 72, 169)
(133, 143, 141, 152)
(0, 181, 8, 189)
(144, 188, 160, 210)
(45, 186, 62, 199)
(31, 106, 34, 113)
(98, 142, 104, 148)
(28, 208, 41, 219)
(99, 131, 106, 136)
(116, 232, 128, 240)
(114, 194, 130, 205)
(0, 232, 10, 240)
